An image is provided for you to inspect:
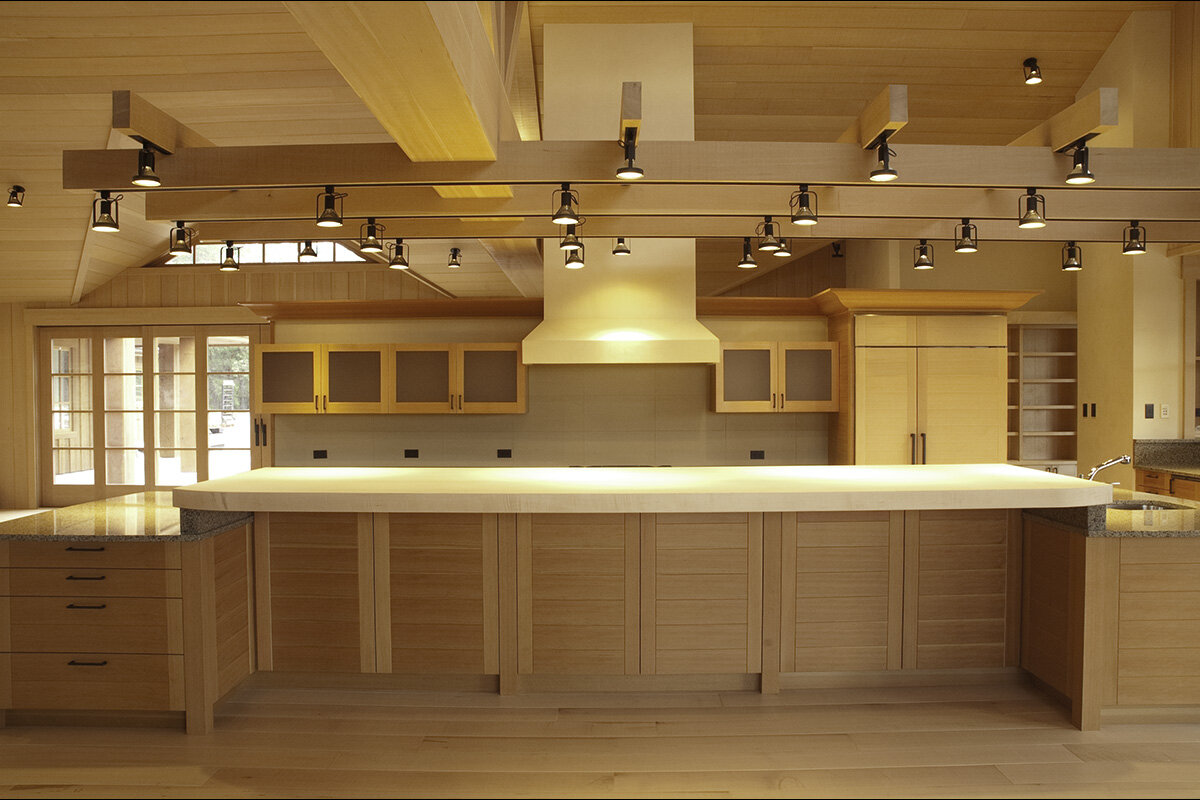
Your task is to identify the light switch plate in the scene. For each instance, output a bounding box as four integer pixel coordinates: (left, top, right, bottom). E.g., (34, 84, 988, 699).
(1162, 404, 1170, 418)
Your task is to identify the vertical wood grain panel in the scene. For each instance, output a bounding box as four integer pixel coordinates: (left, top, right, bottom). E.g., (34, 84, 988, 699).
(181, 538, 217, 734)
(624, 514, 640, 676)
(498, 513, 518, 695)
(253, 512, 272, 671)
(761, 512, 782, 693)
(373, 513, 392, 673)
(357, 513, 376, 674)
(747, 513, 763, 674)
(779, 512, 797, 673)
(516, 514, 533, 675)
(902, 510, 920, 669)
(212, 525, 253, 699)
(1005, 509, 1023, 667)
(640, 513, 656, 675)
(887, 510, 905, 670)
(482, 514, 500, 676)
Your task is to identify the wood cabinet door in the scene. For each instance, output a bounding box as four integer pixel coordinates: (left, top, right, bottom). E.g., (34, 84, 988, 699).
(779, 342, 839, 413)
(854, 347, 918, 464)
(323, 345, 388, 414)
(916, 347, 1007, 464)
(253, 345, 322, 415)
(714, 343, 778, 413)
(390, 344, 455, 414)
(458, 343, 526, 414)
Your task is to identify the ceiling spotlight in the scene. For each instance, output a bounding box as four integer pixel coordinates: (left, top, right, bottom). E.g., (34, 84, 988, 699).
(90, 190, 121, 232)
(954, 218, 978, 253)
(1066, 143, 1095, 185)
(387, 238, 409, 270)
(1062, 241, 1083, 271)
(1023, 57, 1043, 85)
(559, 223, 583, 252)
(551, 182, 581, 225)
(359, 217, 385, 253)
(316, 185, 346, 227)
(297, 241, 318, 262)
(7, 185, 25, 208)
(737, 237, 758, 269)
(448, 247, 462, 268)
(131, 144, 161, 187)
(756, 216, 781, 252)
(1123, 221, 1147, 255)
(1018, 187, 1046, 229)
(869, 133, 898, 182)
(168, 221, 196, 255)
(913, 239, 934, 270)
(565, 245, 585, 269)
(612, 237, 631, 256)
(790, 185, 819, 225)
(219, 241, 240, 272)
(773, 238, 792, 257)
(831, 242, 844, 258)
(616, 134, 644, 180)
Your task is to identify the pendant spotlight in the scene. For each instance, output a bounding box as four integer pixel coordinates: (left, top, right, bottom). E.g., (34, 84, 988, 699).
(1018, 188, 1047, 229)
(773, 238, 792, 258)
(219, 241, 240, 272)
(551, 183, 581, 225)
(737, 237, 758, 269)
(90, 190, 121, 232)
(790, 185, 819, 225)
(612, 237, 631, 256)
(1062, 241, 1083, 271)
(297, 241, 319, 262)
(1023, 57, 1043, 85)
(616, 134, 644, 180)
(913, 239, 934, 270)
(168, 221, 196, 256)
(565, 245, 586, 269)
(756, 216, 782, 252)
(131, 144, 161, 188)
(448, 247, 462, 268)
(1066, 143, 1095, 185)
(316, 185, 347, 227)
(359, 217, 385, 253)
(558, 223, 583, 252)
(954, 219, 979, 253)
(7, 185, 25, 208)
(387, 238, 409, 270)
(1122, 221, 1147, 255)
(869, 133, 898, 182)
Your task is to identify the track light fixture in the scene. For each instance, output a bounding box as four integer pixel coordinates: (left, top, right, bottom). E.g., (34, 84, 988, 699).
(1066, 143, 1095, 185)
(869, 133, 898, 182)
(773, 238, 792, 258)
(1122, 221, 1147, 255)
(913, 239, 934, 270)
(168, 221, 196, 256)
(756, 216, 781, 252)
(7, 185, 25, 208)
(219, 241, 240, 272)
(551, 182, 581, 225)
(297, 241, 318, 262)
(359, 217, 385, 253)
(1018, 188, 1046, 229)
(91, 190, 121, 232)
(954, 219, 978, 253)
(1062, 241, 1083, 271)
(616, 135, 644, 180)
(612, 237, 631, 256)
(565, 245, 585, 269)
(448, 247, 462, 268)
(737, 237, 758, 269)
(558, 223, 583, 252)
(132, 144, 161, 187)
(1023, 57, 1043, 85)
(831, 242, 844, 258)
(790, 185, 819, 225)
(316, 185, 347, 228)
(387, 238, 409, 269)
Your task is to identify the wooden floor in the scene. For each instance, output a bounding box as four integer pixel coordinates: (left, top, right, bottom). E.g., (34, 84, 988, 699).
(2, 677, 1200, 798)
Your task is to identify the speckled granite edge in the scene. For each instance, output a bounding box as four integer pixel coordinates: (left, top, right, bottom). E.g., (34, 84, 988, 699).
(1134, 439, 1200, 471)
(1024, 505, 1108, 534)
(179, 509, 254, 540)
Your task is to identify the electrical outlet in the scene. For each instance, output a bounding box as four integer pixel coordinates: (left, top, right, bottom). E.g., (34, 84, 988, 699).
(313, 449, 328, 459)
(1162, 404, 1170, 418)
(404, 449, 419, 458)
(497, 449, 512, 458)
(1146, 403, 1155, 419)
(750, 450, 765, 460)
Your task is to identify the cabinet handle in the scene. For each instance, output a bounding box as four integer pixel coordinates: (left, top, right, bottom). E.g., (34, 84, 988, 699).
(315, 394, 319, 412)
(67, 660, 108, 667)
(323, 395, 328, 411)
(458, 393, 463, 411)
(66, 575, 105, 581)
(772, 392, 776, 409)
(65, 546, 104, 552)
(921, 432, 927, 464)
(910, 433, 916, 465)
(253, 419, 260, 446)
(260, 418, 267, 447)
(66, 603, 107, 610)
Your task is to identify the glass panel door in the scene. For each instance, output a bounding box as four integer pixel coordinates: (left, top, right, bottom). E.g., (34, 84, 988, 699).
(207, 334, 252, 479)
(153, 335, 197, 486)
(49, 336, 94, 485)
(103, 335, 144, 486)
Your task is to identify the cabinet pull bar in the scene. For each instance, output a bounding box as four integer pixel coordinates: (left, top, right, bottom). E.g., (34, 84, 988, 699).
(66, 603, 107, 609)
(67, 660, 108, 667)
(910, 433, 916, 465)
(261, 418, 267, 447)
(458, 393, 463, 410)
(65, 546, 105, 552)
(921, 432, 927, 464)
(65, 575, 106, 581)
(772, 392, 776, 409)
(323, 395, 327, 411)
(253, 419, 260, 446)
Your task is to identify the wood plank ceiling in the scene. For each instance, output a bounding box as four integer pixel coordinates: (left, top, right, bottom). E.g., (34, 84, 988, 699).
(0, 1, 1152, 304)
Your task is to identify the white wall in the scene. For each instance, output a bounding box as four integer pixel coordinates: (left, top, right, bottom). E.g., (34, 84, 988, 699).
(1132, 246, 1184, 439)
(897, 241, 1077, 312)
(1078, 9, 1172, 148)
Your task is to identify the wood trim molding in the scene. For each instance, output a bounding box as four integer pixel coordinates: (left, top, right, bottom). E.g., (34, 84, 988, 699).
(25, 307, 267, 327)
(811, 288, 1041, 315)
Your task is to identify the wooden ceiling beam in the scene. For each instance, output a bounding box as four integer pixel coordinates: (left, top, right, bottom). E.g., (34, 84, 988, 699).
(479, 238, 543, 297)
(837, 84, 908, 148)
(1009, 87, 1119, 151)
(111, 90, 215, 153)
(65, 140, 1200, 191)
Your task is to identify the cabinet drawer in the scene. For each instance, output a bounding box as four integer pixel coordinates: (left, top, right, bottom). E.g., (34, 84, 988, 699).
(1172, 476, 1200, 501)
(4, 597, 183, 654)
(7, 568, 182, 598)
(1136, 469, 1171, 494)
(6, 541, 180, 570)
(4, 653, 184, 711)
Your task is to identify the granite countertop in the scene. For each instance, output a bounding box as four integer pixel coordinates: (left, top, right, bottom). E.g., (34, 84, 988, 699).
(1138, 464, 1200, 480)
(0, 491, 251, 542)
(1028, 488, 1200, 538)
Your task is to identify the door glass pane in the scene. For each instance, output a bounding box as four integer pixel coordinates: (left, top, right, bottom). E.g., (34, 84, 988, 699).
(52, 412, 93, 447)
(155, 335, 196, 373)
(208, 374, 250, 413)
(208, 411, 250, 447)
(104, 337, 141, 374)
(328, 350, 381, 403)
(722, 349, 771, 402)
(156, 450, 197, 487)
(261, 351, 316, 404)
(52, 449, 94, 485)
(104, 375, 143, 410)
(104, 337, 144, 487)
(51, 338, 91, 374)
(209, 449, 251, 480)
(784, 348, 833, 402)
(394, 350, 450, 403)
(155, 412, 197, 449)
(52, 376, 91, 412)
(155, 374, 196, 411)
(104, 412, 143, 448)
(106, 449, 144, 486)
(208, 336, 250, 373)
(207, 336, 251, 460)
(462, 350, 517, 403)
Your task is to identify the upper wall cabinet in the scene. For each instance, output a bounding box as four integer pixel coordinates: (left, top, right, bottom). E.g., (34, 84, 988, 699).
(254, 344, 388, 415)
(391, 343, 526, 414)
(714, 342, 839, 413)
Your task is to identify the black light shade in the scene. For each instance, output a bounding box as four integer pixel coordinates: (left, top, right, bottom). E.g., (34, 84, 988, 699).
(565, 245, 585, 269)
(7, 185, 25, 207)
(913, 239, 934, 270)
(219, 240, 239, 272)
(737, 237, 757, 269)
(316, 185, 345, 227)
(132, 144, 161, 187)
(91, 190, 121, 232)
(359, 217, 385, 253)
(869, 138, 898, 182)
(168, 221, 195, 255)
(773, 238, 792, 257)
(559, 224, 582, 251)
(448, 247, 462, 268)
(388, 238, 409, 269)
(551, 183, 581, 225)
(1123, 221, 1147, 255)
(1018, 188, 1046, 229)
(954, 218, 978, 253)
(1023, 57, 1043, 85)
(790, 185, 818, 225)
(757, 216, 781, 252)
(1066, 144, 1095, 185)
(616, 137, 643, 179)
(612, 237, 631, 256)
(298, 241, 318, 262)
(1062, 241, 1083, 271)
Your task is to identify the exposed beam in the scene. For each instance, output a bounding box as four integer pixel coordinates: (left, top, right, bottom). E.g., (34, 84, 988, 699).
(479, 238, 543, 297)
(620, 82, 642, 145)
(837, 85, 907, 148)
(1009, 87, 1119, 151)
(1168, 243, 1200, 257)
(340, 240, 455, 299)
(506, 1, 540, 142)
(111, 90, 214, 153)
(66, 141, 1200, 191)
(705, 240, 831, 297)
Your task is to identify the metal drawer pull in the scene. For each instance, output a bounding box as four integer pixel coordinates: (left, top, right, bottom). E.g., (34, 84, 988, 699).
(65, 545, 105, 552)
(65, 575, 106, 581)
(67, 659, 108, 667)
(66, 603, 107, 609)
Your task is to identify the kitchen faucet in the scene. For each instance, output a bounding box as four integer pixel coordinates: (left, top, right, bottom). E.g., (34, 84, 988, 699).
(1084, 454, 1131, 481)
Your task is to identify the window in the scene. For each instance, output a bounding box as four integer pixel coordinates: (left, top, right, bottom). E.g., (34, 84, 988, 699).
(165, 241, 365, 266)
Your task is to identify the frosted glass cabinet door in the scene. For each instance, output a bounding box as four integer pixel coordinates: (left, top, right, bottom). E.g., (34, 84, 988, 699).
(779, 342, 839, 413)
(391, 345, 454, 413)
(714, 343, 777, 412)
(458, 344, 526, 414)
(324, 345, 387, 414)
(254, 345, 322, 414)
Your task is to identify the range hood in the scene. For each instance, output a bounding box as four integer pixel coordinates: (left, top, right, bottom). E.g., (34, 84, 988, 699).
(522, 238, 720, 365)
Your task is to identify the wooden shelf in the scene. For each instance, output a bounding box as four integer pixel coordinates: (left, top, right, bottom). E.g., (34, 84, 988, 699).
(1007, 323, 1077, 466)
(1024, 351, 1077, 357)
(1025, 404, 1075, 410)
(1022, 431, 1076, 437)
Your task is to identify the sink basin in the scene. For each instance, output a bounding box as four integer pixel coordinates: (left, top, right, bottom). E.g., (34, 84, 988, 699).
(1107, 500, 1191, 511)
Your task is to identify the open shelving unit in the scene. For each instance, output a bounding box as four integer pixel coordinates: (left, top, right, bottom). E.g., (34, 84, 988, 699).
(1007, 324, 1078, 475)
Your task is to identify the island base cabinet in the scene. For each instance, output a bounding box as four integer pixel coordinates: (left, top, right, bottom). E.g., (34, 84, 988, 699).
(7, 653, 184, 711)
